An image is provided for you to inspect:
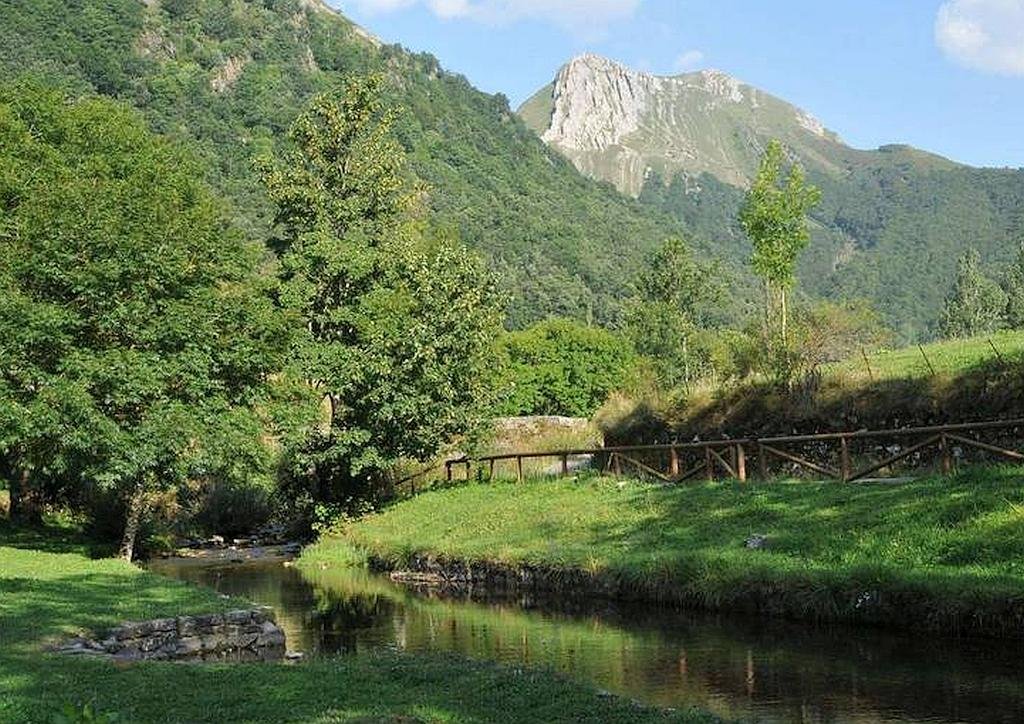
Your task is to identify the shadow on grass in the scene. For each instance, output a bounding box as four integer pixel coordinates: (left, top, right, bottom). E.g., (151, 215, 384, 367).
(0, 572, 233, 650)
(569, 466, 1024, 636)
(0, 649, 706, 724)
(608, 357, 1024, 443)
(0, 519, 116, 558)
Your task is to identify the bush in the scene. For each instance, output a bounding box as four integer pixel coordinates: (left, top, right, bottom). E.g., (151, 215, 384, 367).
(496, 319, 636, 418)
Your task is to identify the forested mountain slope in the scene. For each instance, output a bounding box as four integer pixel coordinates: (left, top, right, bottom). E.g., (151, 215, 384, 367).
(0, 0, 692, 328)
(523, 54, 1024, 339)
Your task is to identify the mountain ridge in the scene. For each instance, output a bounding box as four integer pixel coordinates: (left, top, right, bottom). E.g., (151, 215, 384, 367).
(520, 52, 858, 196)
(520, 52, 1024, 339)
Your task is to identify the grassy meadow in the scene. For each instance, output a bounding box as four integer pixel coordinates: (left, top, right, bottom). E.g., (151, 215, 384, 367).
(831, 329, 1024, 381)
(308, 467, 1024, 636)
(0, 522, 712, 724)
(604, 330, 1024, 443)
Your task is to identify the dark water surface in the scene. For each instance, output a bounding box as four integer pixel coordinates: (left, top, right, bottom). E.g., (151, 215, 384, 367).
(149, 559, 1024, 723)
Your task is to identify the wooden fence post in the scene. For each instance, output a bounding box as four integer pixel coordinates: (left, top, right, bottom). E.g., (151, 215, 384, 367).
(613, 453, 622, 477)
(489, 459, 495, 481)
(445, 461, 452, 482)
(758, 442, 768, 480)
(561, 454, 569, 477)
(705, 446, 714, 481)
(940, 434, 953, 475)
(516, 455, 523, 483)
(465, 460, 471, 480)
(736, 444, 747, 482)
(669, 447, 680, 478)
(840, 436, 851, 482)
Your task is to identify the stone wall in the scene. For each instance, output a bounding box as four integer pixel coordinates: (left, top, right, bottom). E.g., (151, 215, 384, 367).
(55, 608, 286, 662)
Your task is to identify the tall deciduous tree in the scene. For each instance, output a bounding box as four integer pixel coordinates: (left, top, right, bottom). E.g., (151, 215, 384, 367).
(258, 76, 503, 499)
(940, 248, 1007, 338)
(739, 140, 821, 348)
(625, 237, 722, 389)
(0, 83, 289, 558)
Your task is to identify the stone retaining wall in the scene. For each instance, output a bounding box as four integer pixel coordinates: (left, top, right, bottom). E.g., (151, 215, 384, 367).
(55, 608, 286, 662)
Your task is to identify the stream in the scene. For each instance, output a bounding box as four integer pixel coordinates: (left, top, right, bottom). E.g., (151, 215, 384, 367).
(149, 557, 1024, 723)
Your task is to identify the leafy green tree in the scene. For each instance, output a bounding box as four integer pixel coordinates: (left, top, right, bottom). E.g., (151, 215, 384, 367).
(497, 319, 635, 418)
(1002, 242, 1024, 329)
(258, 76, 503, 502)
(940, 248, 1007, 338)
(0, 82, 289, 558)
(739, 140, 821, 346)
(625, 237, 722, 389)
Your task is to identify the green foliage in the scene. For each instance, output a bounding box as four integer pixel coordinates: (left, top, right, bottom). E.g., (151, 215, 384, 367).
(496, 319, 636, 418)
(260, 79, 504, 510)
(738, 140, 820, 384)
(790, 299, 891, 372)
(1002, 242, 1024, 329)
(940, 248, 1007, 338)
(0, 82, 288, 556)
(643, 151, 1024, 343)
(625, 237, 723, 389)
(0, 0, 685, 329)
(740, 141, 822, 293)
(51, 702, 121, 724)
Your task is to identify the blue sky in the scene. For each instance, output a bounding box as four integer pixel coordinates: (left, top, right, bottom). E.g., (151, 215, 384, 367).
(330, 0, 1024, 169)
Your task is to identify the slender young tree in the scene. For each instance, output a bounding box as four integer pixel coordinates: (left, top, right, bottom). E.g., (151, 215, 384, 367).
(940, 248, 1007, 338)
(625, 237, 722, 388)
(258, 76, 503, 501)
(1002, 241, 1024, 329)
(739, 140, 821, 348)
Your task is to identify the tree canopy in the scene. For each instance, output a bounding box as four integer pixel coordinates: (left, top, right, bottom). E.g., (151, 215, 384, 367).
(496, 319, 636, 418)
(940, 248, 1007, 339)
(0, 82, 289, 557)
(260, 76, 504, 506)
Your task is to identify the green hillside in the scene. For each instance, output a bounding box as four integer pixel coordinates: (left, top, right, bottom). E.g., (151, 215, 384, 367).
(523, 55, 1024, 340)
(0, 0, 690, 328)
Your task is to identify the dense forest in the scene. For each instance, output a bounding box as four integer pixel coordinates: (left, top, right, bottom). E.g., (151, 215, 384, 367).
(0, 0, 693, 329)
(640, 151, 1024, 341)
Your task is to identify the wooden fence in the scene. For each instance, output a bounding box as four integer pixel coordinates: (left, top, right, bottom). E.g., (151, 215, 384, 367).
(442, 418, 1024, 486)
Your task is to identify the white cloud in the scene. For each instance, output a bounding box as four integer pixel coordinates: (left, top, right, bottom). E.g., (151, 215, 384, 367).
(936, 0, 1024, 76)
(344, 0, 641, 35)
(673, 49, 704, 72)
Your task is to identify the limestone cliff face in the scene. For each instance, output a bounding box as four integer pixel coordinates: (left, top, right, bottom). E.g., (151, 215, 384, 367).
(519, 54, 845, 196)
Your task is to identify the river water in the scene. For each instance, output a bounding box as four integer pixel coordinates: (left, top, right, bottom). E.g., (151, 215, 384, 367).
(149, 558, 1024, 723)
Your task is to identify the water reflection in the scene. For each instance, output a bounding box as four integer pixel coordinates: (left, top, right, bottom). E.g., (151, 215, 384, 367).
(150, 560, 1024, 723)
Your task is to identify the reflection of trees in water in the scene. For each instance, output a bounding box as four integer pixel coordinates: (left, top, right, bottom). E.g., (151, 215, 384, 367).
(159, 561, 1024, 723)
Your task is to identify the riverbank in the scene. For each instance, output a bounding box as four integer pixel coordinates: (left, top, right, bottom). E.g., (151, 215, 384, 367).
(305, 467, 1024, 638)
(0, 522, 714, 723)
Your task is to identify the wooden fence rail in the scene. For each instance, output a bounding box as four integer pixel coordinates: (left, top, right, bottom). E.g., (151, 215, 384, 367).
(442, 418, 1024, 486)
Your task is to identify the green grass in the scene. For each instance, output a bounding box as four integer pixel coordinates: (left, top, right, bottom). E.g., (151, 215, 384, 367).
(832, 329, 1024, 381)
(607, 331, 1024, 442)
(308, 467, 1024, 636)
(0, 522, 712, 723)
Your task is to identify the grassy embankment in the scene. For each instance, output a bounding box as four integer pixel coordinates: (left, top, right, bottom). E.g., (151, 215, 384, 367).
(305, 467, 1024, 636)
(603, 330, 1024, 442)
(0, 522, 712, 723)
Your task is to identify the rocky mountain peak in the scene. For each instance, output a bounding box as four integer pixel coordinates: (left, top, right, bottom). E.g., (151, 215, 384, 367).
(519, 54, 841, 195)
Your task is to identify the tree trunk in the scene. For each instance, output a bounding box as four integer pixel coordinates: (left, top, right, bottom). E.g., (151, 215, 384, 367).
(118, 484, 148, 562)
(780, 288, 788, 347)
(8, 467, 41, 524)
